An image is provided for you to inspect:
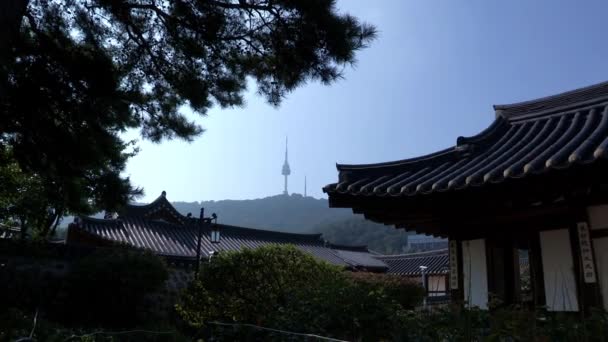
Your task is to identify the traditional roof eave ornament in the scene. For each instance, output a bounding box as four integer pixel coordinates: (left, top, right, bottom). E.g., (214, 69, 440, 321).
(120, 191, 187, 225)
(494, 108, 505, 119)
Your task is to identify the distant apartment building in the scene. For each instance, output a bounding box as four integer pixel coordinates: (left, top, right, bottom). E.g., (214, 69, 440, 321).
(407, 234, 448, 252)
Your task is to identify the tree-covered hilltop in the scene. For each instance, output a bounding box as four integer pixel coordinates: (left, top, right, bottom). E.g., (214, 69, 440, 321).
(57, 194, 410, 253)
(171, 194, 353, 232)
(0, 0, 375, 238)
(312, 218, 410, 254)
(168, 194, 410, 254)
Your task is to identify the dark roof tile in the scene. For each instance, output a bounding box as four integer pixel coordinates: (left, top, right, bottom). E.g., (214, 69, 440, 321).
(70, 198, 386, 271)
(494, 81, 608, 118)
(374, 249, 448, 276)
(324, 81, 608, 198)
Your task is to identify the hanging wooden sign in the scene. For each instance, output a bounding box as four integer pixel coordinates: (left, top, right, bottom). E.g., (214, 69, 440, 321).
(449, 240, 459, 289)
(577, 222, 597, 283)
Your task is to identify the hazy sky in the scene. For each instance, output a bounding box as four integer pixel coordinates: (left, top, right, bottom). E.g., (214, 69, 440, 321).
(126, 0, 608, 203)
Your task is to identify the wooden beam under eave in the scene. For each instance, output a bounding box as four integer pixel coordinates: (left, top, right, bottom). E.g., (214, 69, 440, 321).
(362, 198, 575, 224)
(399, 210, 577, 241)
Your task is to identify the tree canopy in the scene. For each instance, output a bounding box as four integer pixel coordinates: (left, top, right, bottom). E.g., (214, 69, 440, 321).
(177, 245, 423, 341)
(314, 217, 410, 254)
(0, 0, 376, 235)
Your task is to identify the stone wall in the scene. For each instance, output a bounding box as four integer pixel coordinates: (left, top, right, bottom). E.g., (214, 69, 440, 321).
(0, 241, 196, 321)
(145, 265, 195, 320)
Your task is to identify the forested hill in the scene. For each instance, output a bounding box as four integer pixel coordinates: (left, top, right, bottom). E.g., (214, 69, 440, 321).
(64, 194, 409, 254)
(312, 219, 410, 254)
(169, 194, 410, 254)
(171, 194, 352, 233)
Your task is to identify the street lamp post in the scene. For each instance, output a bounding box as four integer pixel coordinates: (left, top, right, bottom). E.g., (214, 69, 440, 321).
(420, 265, 428, 309)
(195, 209, 220, 276)
(209, 213, 220, 243)
(195, 208, 205, 276)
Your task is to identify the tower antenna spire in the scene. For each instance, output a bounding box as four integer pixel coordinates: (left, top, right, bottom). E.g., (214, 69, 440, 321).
(304, 176, 307, 197)
(281, 136, 291, 195)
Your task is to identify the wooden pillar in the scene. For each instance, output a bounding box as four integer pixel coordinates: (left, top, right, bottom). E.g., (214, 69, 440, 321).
(504, 245, 520, 305)
(591, 233, 608, 310)
(485, 239, 500, 305)
(529, 233, 546, 308)
(570, 220, 602, 313)
(587, 204, 608, 311)
(485, 237, 520, 307)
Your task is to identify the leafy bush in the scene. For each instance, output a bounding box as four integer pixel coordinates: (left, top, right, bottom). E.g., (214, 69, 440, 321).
(396, 306, 608, 341)
(348, 272, 425, 309)
(176, 245, 424, 341)
(314, 217, 410, 254)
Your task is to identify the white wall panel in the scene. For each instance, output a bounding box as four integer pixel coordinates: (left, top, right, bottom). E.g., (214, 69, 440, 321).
(593, 237, 608, 311)
(462, 239, 488, 309)
(428, 275, 447, 296)
(540, 229, 579, 312)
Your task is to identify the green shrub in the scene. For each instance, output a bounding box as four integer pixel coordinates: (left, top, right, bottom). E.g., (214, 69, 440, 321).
(176, 245, 422, 341)
(347, 271, 425, 309)
(395, 306, 608, 342)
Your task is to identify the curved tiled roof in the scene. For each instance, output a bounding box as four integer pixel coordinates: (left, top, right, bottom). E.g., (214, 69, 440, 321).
(374, 249, 448, 276)
(324, 81, 608, 198)
(70, 198, 387, 271)
(334, 249, 388, 270)
(73, 216, 326, 256)
(494, 81, 608, 118)
(121, 191, 188, 224)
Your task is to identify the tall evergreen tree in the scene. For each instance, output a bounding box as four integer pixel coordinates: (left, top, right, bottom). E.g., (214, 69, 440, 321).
(0, 0, 375, 234)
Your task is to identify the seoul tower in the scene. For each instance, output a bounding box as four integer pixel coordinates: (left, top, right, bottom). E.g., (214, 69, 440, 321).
(281, 137, 291, 195)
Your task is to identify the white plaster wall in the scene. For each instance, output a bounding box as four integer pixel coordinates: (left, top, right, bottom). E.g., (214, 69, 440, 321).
(539, 229, 579, 312)
(427, 275, 447, 296)
(587, 205, 608, 230)
(593, 237, 608, 311)
(409, 275, 446, 296)
(462, 239, 488, 309)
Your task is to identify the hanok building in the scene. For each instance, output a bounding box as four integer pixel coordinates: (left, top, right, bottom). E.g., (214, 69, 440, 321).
(67, 191, 387, 272)
(324, 81, 608, 312)
(375, 249, 449, 300)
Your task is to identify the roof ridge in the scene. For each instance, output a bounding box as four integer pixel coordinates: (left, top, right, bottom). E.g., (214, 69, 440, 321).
(329, 247, 388, 269)
(71, 219, 384, 269)
(217, 224, 323, 239)
(456, 117, 509, 146)
(121, 192, 189, 225)
(494, 80, 608, 118)
(332, 118, 511, 174)
(335, 147, 455, 172)
(77, 216, 120, 224)
(77, 214, 323, 241)
(328, 243, 370, 252)
(125, 192, 168, 210)
(374, 248, 448, 258)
